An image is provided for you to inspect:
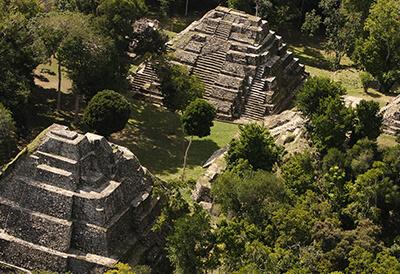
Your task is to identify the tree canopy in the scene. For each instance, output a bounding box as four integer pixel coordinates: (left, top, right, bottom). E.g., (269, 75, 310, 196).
(83, 90, 131, 136)
(353, 0, 400, 92)
(225, 123, 284, 171)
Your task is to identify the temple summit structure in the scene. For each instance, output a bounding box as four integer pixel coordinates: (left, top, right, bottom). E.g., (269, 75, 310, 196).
(0, 124, 163, 273)
(131, 6, 307, 120)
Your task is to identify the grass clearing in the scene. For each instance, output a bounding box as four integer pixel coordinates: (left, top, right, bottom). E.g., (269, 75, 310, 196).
(111, 100, 238, 182)
(34, 57, 72, 93)
(287, 33, 396, 107)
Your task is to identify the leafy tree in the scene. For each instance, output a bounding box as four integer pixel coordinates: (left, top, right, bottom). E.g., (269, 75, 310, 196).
(0, 2, 45, 123)
(353, 0, 400, 92)
(280, 151, 316, 195)
(215, 219, 264, 271)
(359, 71, 374, 93)
(322, 147, 346, 173)
(346, 138, 379, 178)
(351, 100, 382, 143)
(382, 145, 400, 184)
(56, 18, 120, 119)
(97, 0, 147, 51)
(308, 96, 352, 152)
(226, 123, 283, 171)
(35, 12, 99, 110)
(212, 170, 289, 225)
(181, 99, 216, 179)
(157, 61, 204, 112)
(132, 27, 168, 56)
(344, 162, 400, 227)
(166, 206, 217, 274)
(54, 0, 99, 13)
(272, 191, 334, 248)
(83, 90, 131, 136)
(296, 76, 346, 117)
(0, 104, 17, 165)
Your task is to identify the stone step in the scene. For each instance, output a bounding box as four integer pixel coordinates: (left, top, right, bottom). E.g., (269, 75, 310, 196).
(194, 63, 221, 71)
(36, 164, 77, 191)
(0, 176, 74, 220)
(244, 103, 266, 112)
(0, 230, 69, 273)
(0, 230, 116, 273)
(0, 197, 72, 253)
(35, 151, 78, 174)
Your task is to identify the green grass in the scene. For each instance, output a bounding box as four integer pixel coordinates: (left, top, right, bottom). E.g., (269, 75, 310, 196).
(110, 100, 238, 182)
(287, 35, 397, 107)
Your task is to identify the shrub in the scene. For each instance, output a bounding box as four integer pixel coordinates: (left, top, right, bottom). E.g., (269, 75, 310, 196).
(296, 76, 346, 117)
(0, 104, 17, 166)
(226, 123, 284, 171)
(83, 90, 131, 136)
(359, 71, 374, 93)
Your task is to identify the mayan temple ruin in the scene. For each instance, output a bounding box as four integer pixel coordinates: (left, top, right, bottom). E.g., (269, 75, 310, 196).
(0, 124, 163, 273)
(381, 95, 400, 136)
(131, 6, 307, 120)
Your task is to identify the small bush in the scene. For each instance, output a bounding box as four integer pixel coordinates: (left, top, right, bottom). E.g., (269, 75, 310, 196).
(83, 90, 131, 136)
(360, 71, 374, 93)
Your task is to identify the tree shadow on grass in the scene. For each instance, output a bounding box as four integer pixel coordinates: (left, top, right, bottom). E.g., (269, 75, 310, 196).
(110, 100, 220, 177)
(187, 139, 220, 168)
(19, 86, 76, 147)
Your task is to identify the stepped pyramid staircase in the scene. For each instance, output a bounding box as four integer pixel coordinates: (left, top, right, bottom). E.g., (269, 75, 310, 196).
(192, 20, 231, 98)
(214, 21, 231, 39)
(242, 66, 272, 120)
(192, 50, 226, 96)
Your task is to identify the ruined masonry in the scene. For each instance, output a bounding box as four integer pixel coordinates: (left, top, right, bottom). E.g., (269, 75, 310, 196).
(381, 95, 400, 136)
(0, 124, 163, 273)
(131, 6, 307, 120)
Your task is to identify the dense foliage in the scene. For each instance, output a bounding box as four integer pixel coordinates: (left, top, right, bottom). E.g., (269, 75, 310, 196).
(157, 61, 204, 112)
(132, 27, 168, 56)
(181, 99, 216, 138)
(0, 1, 44, 124)
(0, 104, 17, 165)
(83, 90, 131, 136)
(226, 123, 284, 171)
(353, 0, 400, 92)
(297, 76, 382, 152)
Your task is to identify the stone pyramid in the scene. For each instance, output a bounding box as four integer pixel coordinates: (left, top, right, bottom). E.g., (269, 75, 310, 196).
(0, 124, 162, 273)
(131, 6, 307, 120)
(381, 95, 400, 136)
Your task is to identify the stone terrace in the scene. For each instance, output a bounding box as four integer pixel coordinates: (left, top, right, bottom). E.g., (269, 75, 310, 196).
(131, 6, 307, 120)
(0, 124, 163, 273)
(381, 95, 400, 136)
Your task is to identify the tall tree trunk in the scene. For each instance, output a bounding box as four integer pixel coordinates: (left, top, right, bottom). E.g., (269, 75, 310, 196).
(74, 93, 80, 124)
(57, 59, 62, 111)
(181, 136, 192, 181)
(255, 0, 259, 17)
(185, 0, 189, 16)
